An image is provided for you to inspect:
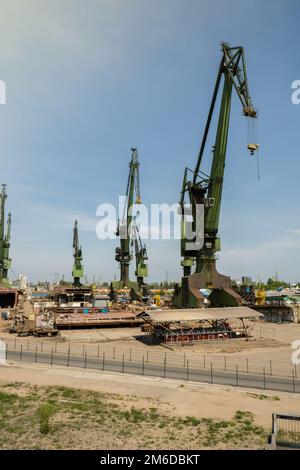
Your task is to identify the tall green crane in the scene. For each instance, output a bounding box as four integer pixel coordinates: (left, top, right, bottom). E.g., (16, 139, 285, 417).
(174, 43, 258, 308)
(72, 219, 83, 287)
(132, 215, 148, 290)
(114, 148, 141, 288)
(0, 185, 12, 287)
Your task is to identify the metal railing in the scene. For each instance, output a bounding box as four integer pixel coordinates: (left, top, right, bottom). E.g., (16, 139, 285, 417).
(272, 413, 300, 448)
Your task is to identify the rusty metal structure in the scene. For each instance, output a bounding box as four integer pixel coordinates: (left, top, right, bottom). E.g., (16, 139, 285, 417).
(138, 307, 262, 345)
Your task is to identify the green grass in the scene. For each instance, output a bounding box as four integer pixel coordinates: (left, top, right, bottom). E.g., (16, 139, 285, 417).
(37, 403, 57, 434)
(247, 393, 280, 401)
(0, 382, 268, 450)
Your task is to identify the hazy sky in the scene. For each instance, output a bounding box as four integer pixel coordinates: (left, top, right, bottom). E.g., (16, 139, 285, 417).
(0, 0, 300, 283)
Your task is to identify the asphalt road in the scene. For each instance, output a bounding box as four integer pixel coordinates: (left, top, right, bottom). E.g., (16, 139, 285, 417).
(6, 348, 300, 394)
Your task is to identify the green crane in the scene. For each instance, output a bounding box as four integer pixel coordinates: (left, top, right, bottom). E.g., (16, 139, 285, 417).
(114, 148, 141, 289)
(132, 215, 148, 291)
(0, 185, 12, 287)
(72, 219, 84, 287)
(174, 43, 258, 308)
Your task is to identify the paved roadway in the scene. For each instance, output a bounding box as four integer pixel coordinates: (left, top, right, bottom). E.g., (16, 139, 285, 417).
(6, 348, 300, 394)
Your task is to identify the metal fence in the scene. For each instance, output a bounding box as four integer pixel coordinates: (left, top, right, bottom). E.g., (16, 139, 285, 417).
(1, 337, 300, 394)
(272, 413, 300, 448)
(1, 335, 299, 379)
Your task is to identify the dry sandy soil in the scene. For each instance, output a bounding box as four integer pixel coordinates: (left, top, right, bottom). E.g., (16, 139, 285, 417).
(0, 361, 300, 449)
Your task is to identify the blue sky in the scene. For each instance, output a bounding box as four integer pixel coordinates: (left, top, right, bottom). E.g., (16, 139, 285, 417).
(0, 0, 300, 283)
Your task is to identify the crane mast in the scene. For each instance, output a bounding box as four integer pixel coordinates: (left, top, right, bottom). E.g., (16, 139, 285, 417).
(115, 148, 141, 287)
(174, 43, 258, 308)
(0, 185, 12, 286)
(72, 219, 83, 287)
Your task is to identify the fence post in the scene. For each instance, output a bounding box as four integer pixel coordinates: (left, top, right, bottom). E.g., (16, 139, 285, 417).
(51, 348, 53, 366)
(5, 343, 7, 361)
(102, 352, 105, 371)
(67, 347, 70, 367)
(55, 341, 57, 353)
(236, 365, 239, 387)
(246, 358, 249, 374)
(35, 346, 38, 363)
(142, 356, 145, 375)
(82, 344, 85, 356)
(20, 344, 23, 362)
(292, 369, 296, 393)
(263, 367, 266, 390)
(84, 351, 87, 369)
(270, 360, 273, 376)
(129, 348, 132, 362)
(27, 339, 29, 350)
(147, 350, 149, 363)
(113, 347, 116, 360)
(14, 338, 16, 349)
(122, 354, 125, 373)
(224, 356, 227, 372)
(295, 364, 297, 379)
(186, 359, 189, 382)
(183, 353, 186, 367)
(210, 363, 213, 384)
(97, 345, 100, 358)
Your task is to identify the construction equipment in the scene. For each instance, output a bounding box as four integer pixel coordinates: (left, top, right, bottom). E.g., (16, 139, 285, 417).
(114, 148, 142, 291)
(174, 43, 258, 308)
(72, 219, 84, 287)
(132, 215, 148, 292)
(0, 185, 12, 287)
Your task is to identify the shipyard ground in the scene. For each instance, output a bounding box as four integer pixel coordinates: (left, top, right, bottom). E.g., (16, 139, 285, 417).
(1, 320, 299, 379)
(1, 362, 298, 449)
(1, 320, 299, 449)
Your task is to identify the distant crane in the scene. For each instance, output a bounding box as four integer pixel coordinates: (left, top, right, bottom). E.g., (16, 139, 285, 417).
(0, 185, 12, 287)
(72, 219, 83, 287)
(131, 215, 148, 291)
(174, 43, 259, 308)
(114, 148, 141, 288)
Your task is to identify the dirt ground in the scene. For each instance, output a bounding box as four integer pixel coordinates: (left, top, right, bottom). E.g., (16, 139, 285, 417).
(0, 362, 278, 449)
(1, 362, 299, 428)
